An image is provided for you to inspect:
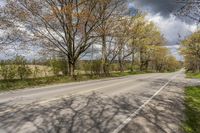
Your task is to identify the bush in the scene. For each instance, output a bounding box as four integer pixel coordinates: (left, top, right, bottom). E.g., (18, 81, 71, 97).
(81, 60, 102, 75)
(109, 64, 119, 72)
(14, 56, 32, 80)
(91, 60, 102, 75)
(0, 63, 17, 80)
(17, 65, 32, 80)
(82, 61, 91, 75)
(49, 58, 68, 76)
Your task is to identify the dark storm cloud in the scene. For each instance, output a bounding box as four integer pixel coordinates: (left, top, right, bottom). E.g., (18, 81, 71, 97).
(133, 0, 182, 17)
(131, 0, 197, 60)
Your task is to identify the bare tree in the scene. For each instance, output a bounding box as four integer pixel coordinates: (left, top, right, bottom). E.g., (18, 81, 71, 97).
(114, 17, 133, 72)
(94, 0, 128, 75)
(176, 0, 200, 22)
(0, 8, 19, 50)
(4, 0, 127, 76)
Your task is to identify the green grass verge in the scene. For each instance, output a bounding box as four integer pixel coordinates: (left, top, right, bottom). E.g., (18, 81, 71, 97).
(110, 71, 145, 77)
(0, 76, 72, 92)
(186, 73, 200, 79)
(0, 71, 144, 92)
(183, 86, 200, 133)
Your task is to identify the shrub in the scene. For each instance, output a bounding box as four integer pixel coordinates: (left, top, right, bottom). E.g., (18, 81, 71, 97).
(82, 62, 92, 75)
(14, 56, 32, 80)
(0, 61, 17, 80)
(49, 58, 68, 76)
(91, 60, 102, 75)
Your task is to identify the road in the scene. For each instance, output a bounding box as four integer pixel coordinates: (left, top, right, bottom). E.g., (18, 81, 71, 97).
(0, 70, 198, 133)
(0, 72, 181, 105)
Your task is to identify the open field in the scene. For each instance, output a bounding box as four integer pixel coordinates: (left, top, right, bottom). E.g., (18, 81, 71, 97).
(0, 65, 53, 80)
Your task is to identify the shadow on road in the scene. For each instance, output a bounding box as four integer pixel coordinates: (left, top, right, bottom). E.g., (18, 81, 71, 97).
(0, 78, 186, 133)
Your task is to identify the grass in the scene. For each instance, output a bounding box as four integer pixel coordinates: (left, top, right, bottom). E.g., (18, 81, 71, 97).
(110, 71, 145, 77)
(186, 72, 200, 79)
(0, 76, 72, 92)
(0, 71, 145, 92)
(183, 86, 200, 133)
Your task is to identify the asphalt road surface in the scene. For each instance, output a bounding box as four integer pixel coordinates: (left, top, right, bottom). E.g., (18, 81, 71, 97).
(0, 70, 199, 133)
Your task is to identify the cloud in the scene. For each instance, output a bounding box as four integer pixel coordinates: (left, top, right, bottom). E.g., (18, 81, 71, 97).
(130, 0, 198, 60)
(133, 0, 181, 18)
(146, 14, 197, 45)
(131, 0, 197, 40)
(145, 13, 197, 60)
(0, 0, 6, 7)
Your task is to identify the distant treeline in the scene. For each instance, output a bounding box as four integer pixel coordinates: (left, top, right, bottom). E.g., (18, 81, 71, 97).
(0, 53, 181, 81)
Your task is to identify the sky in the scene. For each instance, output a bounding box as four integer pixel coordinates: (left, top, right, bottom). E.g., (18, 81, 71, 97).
(0, 0, 198, 60)
(131, 0, 198, 60)
(0, 0, 5, 7)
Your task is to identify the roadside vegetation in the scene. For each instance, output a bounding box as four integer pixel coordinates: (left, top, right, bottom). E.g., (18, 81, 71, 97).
(0, 54, 179, 92)
(180, 30, 200, 74)
(0, 55, 147, 92)
(0, 69, 143, 92)
(180, 30, 200, 133)
(183, 86, 200, 133)
(186, 73, 200, 79)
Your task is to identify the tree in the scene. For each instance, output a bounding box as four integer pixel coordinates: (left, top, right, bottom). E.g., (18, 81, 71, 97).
(151, 46, 169, 72)
(4, 0, 127, 76)
(176, 0, 200, 22)
(180, 31, 200, 72)
(128, 13, 147, 71)
(165, 55, 181, 72)
(93, 0, 127, 75)
(0, 7, 22, 51)
(136, 22, 165, 71)
(99, 16, 132, 73)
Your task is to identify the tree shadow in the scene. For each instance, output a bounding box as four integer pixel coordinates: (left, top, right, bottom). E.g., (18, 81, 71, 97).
(0, 79, 187, 133)
(120, 78, 188, 133)
(0, 93, 142, 133)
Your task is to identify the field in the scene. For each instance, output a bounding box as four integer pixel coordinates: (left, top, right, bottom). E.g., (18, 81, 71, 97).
(0, 65, 53, 80)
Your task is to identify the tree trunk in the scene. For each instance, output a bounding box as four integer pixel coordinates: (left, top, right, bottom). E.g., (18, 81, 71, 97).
(118, 47, 124, 73)
(131, 48, 135, 72)
(119, 60, 124, 73)
(144, 60, 149, 71)
(140, 49, 144, 71)
(101, 35, 108, 75)
(68, 60, 76, 77)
